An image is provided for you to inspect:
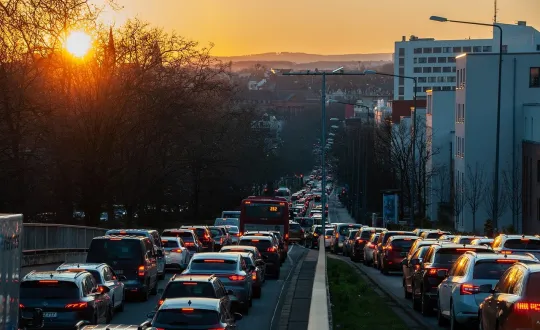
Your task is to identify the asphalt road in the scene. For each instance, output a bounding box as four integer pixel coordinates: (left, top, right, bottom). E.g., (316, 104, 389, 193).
(20, 244, 307, 330)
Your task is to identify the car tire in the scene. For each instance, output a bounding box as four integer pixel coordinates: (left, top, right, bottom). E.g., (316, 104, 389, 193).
(412, 285, 420, 311)
(242, 303, 249, 315)
(106, 306, 113, 323)
(275, 269, 281, 279)
(254, 286, 262, 298)
(403, 280, 411, 299)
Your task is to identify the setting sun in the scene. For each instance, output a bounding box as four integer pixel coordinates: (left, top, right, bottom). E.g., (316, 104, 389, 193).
(65, 31, 92, 57)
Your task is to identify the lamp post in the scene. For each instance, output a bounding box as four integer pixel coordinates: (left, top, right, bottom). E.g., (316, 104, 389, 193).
(430, 16, 503, 229)
(282, 68, 366, 241)
(364, 69, 418, 226)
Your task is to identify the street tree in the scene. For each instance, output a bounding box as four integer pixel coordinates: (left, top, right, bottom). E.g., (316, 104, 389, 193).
(465, 163, 486, 234)
(503, 164, 523, 232)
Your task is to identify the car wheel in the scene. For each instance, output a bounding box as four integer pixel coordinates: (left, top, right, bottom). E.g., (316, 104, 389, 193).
(450, 302, 462, 330)
(242, 303, 249, 315)
(150, 279, 158, 295)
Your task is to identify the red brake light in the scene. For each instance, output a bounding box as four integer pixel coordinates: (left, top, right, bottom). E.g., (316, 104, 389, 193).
(267, 247, 277, 252)
(39, 280, 58, 283)
(138, 265, 145, 277)
(252, 272, 257, 280)
(19, 304, 24, 308)
(182, 308, 194, 312)
(65, 302, 88, 309)
(456, 249, 474, 252)
(158, 299, 164, 306)
(229, 275, 246, 281)
(514, 302, 540, 312)
(501, 250, 512, 254)
(110, 238, 122, 240)
(496, 259, 517, 263)
(460, 283, 480, 295)
(171, 249, 182, 253)
(184, 242, 194, 246)
(204, 260, 225, 263)
(182, 282, 197, 285)
(252, 240, 260, 242)
(427, 268, 447, 276)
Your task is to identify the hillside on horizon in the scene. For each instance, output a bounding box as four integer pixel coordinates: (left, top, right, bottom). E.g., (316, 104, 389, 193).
(218, 52, 393, 63)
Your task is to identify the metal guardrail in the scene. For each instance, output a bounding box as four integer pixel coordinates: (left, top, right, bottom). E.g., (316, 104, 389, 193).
(22, 223, 107, 255)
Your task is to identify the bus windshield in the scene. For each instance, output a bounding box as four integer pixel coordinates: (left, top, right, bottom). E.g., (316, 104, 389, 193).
(244, 204, 284, 218)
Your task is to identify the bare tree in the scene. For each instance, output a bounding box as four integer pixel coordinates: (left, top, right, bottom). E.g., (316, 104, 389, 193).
(465, 163, 486, 234)
(483, 175, 508, 231)
(503, 164, 522, 231)
(433, 164, 451, 204)
(451, 187, 465, 230)
(413, 119, 439, 218)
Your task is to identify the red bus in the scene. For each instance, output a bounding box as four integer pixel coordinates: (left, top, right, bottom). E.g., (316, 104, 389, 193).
(239, 196, 290, 241)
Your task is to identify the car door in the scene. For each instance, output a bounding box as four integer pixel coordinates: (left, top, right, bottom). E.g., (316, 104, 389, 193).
(103, 266, 122, 308)
(483, 267, 514, 329)
(405, 248, 422, 291)
(439, 256, 466, 314)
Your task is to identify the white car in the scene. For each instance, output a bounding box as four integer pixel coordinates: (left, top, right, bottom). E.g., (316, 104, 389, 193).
(437, 251, 539, 327)
(324, 229, 334, 248)
(161, 236, 190, 270)
(56, 262, 126, 312)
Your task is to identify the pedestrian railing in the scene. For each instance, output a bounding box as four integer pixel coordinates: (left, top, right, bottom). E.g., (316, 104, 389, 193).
(22, 223, 107, 255)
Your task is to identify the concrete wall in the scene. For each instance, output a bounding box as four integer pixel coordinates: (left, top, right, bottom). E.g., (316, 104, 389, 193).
(22, 252, 88, 268)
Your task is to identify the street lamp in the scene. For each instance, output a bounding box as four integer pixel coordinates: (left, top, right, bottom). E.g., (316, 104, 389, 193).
(364, 69, 418, 226)
(282, 68, 366, 242)
(430, 15, 504, 229)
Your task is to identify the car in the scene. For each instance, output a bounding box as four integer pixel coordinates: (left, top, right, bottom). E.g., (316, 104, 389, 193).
(244, 231, 285, 263)
(373, 230, 415, 269)
(161, 229, 203, 259)
(239, 235, 281, 278)
(330, 223, 363, 254)
(491, 234, 540, 259)
(86, 235, 160, 301)
(155, 274, 234, 312)
(142, 298, 242, 330)
(469, 238, 494, 247)
(227, 226, 241, 244)
(437, 251, 539, 328)
(451, 235, 487, 244)
(362, 233, 381, 266)
(182, 253, 254, 314)
(20, 270, 112, 328)
(160, 236, 190, 270)
(288, 221, 305, 245)
(209, 226, 231, 250)
(220, 245, 265, 263)
(56, 263, 126, 313)
(380, 235, 417, 274)
(181, 226, 215, 252)
(351, 227, 384, 262)
(223, 252, 265, 298)
(306, 225, 323, 249)
(342, 229, 358, 257)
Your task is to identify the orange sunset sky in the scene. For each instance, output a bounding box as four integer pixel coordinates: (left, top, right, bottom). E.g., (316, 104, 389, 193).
(95, 0, 540, 56)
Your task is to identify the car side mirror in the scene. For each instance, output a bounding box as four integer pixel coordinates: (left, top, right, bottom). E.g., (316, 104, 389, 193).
(234, 312, 243, 321)
(118, 275, 127, 281)
(97, 285, 110, 294)
(410, 259, 420, 266)
(146, 311, 156, 319)
(479, 284, 494, 294)
(20, 308, 44, 329)
(156, 250, 164, 257)
(437, 269, 448, 278)
(227, 289, 235, 295)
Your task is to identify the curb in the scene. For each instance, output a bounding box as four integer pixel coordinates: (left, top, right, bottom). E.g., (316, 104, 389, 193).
(328, 254, 431, 330)
(275, 249, 308, 330)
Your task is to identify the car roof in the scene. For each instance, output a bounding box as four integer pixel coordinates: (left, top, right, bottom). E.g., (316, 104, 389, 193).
(221, 245, 258, 251)
(23, 270, 88, 282)
(160, 297, 220, 310)
(171, 274, 216, 282)
(465, 252, 537, 261)
(240, 235, 272, 241)
(106, 229, 151, 234)
(221, 251, 253, 258)
(57, 263, 107, 270)
(389, 235, 418, 240)
(433, 243, 491, 250)
(191, 252, 239, 261)
(93, 235, 147, 241)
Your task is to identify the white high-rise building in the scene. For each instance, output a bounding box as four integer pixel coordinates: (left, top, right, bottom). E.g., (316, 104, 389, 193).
(394, 21, 540, 101)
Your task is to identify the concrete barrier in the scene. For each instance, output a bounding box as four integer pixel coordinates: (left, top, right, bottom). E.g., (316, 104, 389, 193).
(22, 251, 88, 267)
(308, 236, 330, 330)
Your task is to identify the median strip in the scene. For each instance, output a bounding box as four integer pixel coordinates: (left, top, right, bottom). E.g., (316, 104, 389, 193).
(327, 258, 409, 330)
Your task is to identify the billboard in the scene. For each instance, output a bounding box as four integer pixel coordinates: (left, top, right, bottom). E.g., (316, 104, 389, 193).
(382, 193, 399, 225)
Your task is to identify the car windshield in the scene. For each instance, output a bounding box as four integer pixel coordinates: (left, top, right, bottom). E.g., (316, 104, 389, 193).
(503, 239, 540, 250)
(87, 239, 142, 264)
(239, 239, 272, 251)
(473, 260, 535, 280)
(162, 240, 180, 248)
(190, 259, 237, 271)
(162, 282, 216, 299)
(155, 309, 219, 326)
(21, 281, 79, 299)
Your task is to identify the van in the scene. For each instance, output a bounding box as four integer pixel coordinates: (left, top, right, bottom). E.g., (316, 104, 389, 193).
(105, 229, 166, 280)
(86, 235, 160, 301)
(214, 217, 239, 227)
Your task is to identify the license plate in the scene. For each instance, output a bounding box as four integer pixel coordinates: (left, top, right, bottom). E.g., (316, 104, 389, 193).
(43, 312, 57, 318)
(115, 270, 123, 274)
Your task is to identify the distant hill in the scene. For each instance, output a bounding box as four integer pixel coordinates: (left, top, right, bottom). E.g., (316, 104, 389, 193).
(219, 52, 393, 63)
(229, 60, 391, 72)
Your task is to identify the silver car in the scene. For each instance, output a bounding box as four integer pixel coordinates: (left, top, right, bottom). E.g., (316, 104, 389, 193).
(182, 252, 254, 314)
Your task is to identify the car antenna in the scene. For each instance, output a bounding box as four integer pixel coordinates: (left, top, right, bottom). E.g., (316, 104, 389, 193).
(50, 273, 54, 279)
(188, 300, 192, 306)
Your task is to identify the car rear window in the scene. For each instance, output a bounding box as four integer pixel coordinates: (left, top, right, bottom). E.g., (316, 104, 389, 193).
(162, 231, 194, 241)
(209, 228, 222, 237)
(189, 228, 206, 238)
(339, 225, 361, 235)
(227, 226, 239, 234)
(87, 239, 142, 264)
(360, 230, 373, 239)
(21, 280, 79, 299)
(239, 239, 272, 251)
(242, 257, 254, 266)
(161, 240, 179, 248)
(473, 259, 536, 280)
(382, 232, 413, 244)
(162, 282, 216, 299)
(155, 309, 219, 326)
(348, 230, 358, 239)
(290, 223, 302, 231)
(273, 232, 282, 240)
(390, 239, 414, 250)
(434, 248, 493, 264)
(457, 237, 479, 244)
(503, 239, 540, 250)
(190, 259, 237, 271)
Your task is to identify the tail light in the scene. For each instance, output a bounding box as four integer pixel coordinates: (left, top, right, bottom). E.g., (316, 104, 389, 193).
(184, 242, 194, 246)
(336, 233, 339, 238)
(229, 275, 246, 281)
(19, 304, 24, 308)
(427, 268, 448, 277)
(158, 299, 164, 306)
(138, 265, 145, 277)
(155, 328, 165, 330)
(65, 302, 88, 309)
(356, 239, 365, 244)
(267, 247, 277, 252)
(171, 249, 182, 253)
(252, 272, 257, 280)
(460, 283, 480, 295)
(514, 302, 540, 313)
(208, 328, 225, 330)
(285, 233, 289, 239)
(325, 235, 330, 239)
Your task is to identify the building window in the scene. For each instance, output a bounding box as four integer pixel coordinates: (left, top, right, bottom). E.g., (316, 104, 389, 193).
(419, 57, 427, 63)
(473, 46, 482, 52)
(413, 58, 418, 64)
(415, 87, 422, 93)
(453, 47, 462, 53)
(418, 77, 427, 83)
(433, 67, 442, 73)
(448, 57, 456, 63)
(483, 46, 492, 52)
(433, 47, 442, 53)
(443, 47, 452, 53)
(453, 67, 457, 72)
(414, 67, 422, 73)
(423, 48, 432, 53)
(422, 87, 430, 92)
(398, 96, 404, 100)
(530, 67, 540, 87)
(502, 45, 508, 53)
(399, 87, 404, 95)
(399, 48, 405, 56)
(423, 67, 432, 73)
(399, 57, 405, 66)
(463, 46, 472, 52)
(447, 76, 456, 83)
(437, 76, 445, 83)
(537, 45, 540, 51)
(443, 67, 452, 73)
(442, 86, 452, 91)
(438, 57, 447, 63)
(414, 48, 422, 54)
(428, 77, 437, 83)
(433, 86, 442, 91)
(399, 77, 405, 85)
(428, 57, 437, 63)
(399, 68, 405, 75)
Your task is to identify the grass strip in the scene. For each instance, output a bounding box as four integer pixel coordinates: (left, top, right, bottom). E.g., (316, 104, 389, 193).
(327, 258, 409, 330)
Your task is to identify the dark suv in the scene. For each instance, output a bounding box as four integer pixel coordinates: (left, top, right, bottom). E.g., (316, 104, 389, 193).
(20, 270, 112, 328)
(239, 236, 281, 278)
(410, 243, 493, 315)
(156, 274, 233, 312)
(86, 235, 160, 301)
(181, 226, 215, 251)
(288, 221, 305, 245)
(374, 231, 415, 269)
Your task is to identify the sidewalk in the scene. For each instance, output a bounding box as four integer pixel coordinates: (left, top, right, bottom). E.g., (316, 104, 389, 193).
(277, 248, 318, 330)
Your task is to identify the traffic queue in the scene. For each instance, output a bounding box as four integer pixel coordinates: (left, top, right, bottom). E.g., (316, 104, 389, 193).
(331, 225, 540, 330)
(18, 222, 289, 329)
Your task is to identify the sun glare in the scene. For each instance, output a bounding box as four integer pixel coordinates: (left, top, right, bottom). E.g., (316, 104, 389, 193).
(65, 31, 92, 57)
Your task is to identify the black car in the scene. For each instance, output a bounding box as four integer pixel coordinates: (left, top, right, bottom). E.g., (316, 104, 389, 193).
(239, 236, 281, 278)
(87, 235, 160, 301)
